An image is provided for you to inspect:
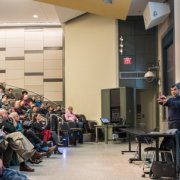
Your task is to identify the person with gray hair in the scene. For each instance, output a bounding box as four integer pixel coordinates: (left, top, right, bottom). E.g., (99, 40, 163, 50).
(9, 111, 23, 132)
(0, 111, 45, 172)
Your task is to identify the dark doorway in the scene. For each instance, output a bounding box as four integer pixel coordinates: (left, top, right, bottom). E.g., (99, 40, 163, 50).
(162, 28, 174, 95)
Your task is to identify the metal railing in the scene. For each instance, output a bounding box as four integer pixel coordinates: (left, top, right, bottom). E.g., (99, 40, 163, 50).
(1, 82, 60, 108)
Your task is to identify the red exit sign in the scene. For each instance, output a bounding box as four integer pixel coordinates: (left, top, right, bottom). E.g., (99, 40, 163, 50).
(123, 57, 132, 65)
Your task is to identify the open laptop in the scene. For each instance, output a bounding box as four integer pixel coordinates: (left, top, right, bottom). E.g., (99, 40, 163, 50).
(100, 118, 110, 125)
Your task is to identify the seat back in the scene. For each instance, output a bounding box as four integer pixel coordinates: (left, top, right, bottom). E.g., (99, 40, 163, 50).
(138, 136, 154, 144)
(67, 121, 77, 129)
(88, 121, 97, 142)
(83, 121, 91, 133)
(60, 122, 78, 145)
(49, 114, 59, 131)
(88, 121, 97, 131)
(60, 122, 70, 132)
(76, 114, 86, 122)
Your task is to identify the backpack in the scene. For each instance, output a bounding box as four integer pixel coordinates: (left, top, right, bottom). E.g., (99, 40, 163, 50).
(149, 161, 176, 179)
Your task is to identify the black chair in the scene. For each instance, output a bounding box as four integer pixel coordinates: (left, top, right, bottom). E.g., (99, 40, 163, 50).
(59, 122, 77, 146)
(141, 137, 174, 178)
(67, 121, 77, 129)
(88, 121, 97, 142)
(48, 114, 60, 133)
(59, 122, 70, 146)
(82, 121, 90, 133)
(67, 122, 83, 144)
(129, 136, 154, 164)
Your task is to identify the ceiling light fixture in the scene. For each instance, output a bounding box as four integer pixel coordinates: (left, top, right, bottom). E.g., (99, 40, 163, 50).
(33, 14, 39, 18)
(103, 0, 112, 4)
(119, 36, 124, 55)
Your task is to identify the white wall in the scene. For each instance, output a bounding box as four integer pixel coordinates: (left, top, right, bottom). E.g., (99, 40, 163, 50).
(0, 27, 63, 102)
(64, 14, 118, 123)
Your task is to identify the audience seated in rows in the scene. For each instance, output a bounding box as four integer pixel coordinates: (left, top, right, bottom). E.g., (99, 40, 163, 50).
(0, 83, 91, 177)
(0, 110, 46, 172)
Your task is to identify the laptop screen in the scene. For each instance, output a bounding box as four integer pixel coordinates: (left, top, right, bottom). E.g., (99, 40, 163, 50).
(100, 118, 110, 124)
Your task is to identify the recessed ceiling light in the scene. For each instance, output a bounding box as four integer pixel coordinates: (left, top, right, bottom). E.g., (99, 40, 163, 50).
(103, 0, 112, 4)
(33, 14, 38, 18)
